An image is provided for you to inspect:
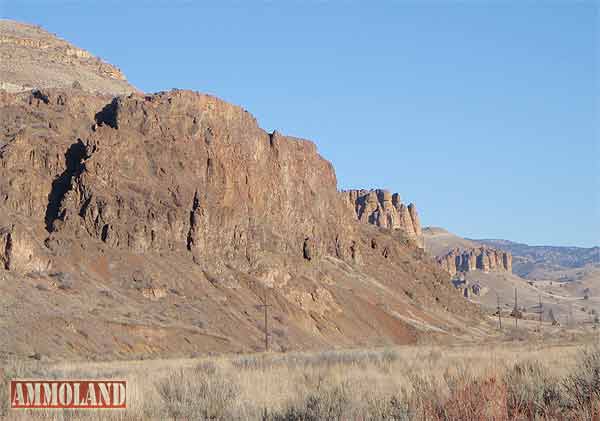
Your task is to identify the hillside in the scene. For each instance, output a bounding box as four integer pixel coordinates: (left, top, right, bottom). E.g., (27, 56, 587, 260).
(422, 227, 599, 322)
(422, 227, 480, 256)
(0, 22, 486, 360)
(0, 19, 136, 95)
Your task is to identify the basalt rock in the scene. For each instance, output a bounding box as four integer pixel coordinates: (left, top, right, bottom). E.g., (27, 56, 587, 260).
(0, 214, 51, 273)
(0, 89, 361, 265)
(0, 21, 486, 359)
(340, 189, 424, 248)
(0, 86, 480, 358)
(437, 247, 512, 276)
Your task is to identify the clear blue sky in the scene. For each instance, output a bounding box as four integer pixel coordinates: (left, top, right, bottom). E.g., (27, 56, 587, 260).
(2, 1, 598, 247)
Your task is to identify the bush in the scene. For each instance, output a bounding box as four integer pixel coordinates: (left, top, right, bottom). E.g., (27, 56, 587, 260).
(363, 393, 411, 421)
(273, 381, 350, 421)
(442, 376, 509, 421)
(504, 360, 564, 418)
(156, 367, 239, 420)
(563, 347, 600, 412)
(0, 366, 7, 418)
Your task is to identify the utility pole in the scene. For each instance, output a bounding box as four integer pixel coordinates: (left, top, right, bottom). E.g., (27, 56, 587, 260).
(539, 295, 543, 331)
(569, 303, 573, 329)
(514, 288, 518, 328)
(258, 287, 272, 352)
(497, 293, 502, 329)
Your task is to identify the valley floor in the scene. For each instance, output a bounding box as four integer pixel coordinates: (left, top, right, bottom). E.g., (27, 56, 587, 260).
(2, 333, 600, 420)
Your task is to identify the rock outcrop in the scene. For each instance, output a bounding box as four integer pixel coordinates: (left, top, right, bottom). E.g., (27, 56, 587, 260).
(0, 19, 136, 95)
(0, 20, 483, 359)
(0, 86, 480, 358)
(437, 247, 512, 276)
(341, 189, 423, 248)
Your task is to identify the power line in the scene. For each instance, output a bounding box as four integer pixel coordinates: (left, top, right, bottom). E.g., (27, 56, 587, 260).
(257, 287, 272, 352)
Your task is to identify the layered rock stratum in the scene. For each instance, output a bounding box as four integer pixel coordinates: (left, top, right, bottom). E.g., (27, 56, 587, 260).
(0, 20, 136, 95)
(0, 23, 484, 360)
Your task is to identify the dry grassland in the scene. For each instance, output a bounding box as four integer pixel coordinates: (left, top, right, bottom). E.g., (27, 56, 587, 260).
(2, 338, 599, 420)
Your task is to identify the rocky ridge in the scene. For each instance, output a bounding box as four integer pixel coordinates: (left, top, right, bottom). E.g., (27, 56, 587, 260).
(0, 20, 486, 359)
(473, 239, 599, 280)
(0, 87, 480, 359)
(436, 247, 512, 276)
(341, 189, 423, 248)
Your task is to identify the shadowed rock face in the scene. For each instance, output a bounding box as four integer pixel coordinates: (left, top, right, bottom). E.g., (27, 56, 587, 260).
(0, 87, 480, 358)
(340, 189, 423, 248)
(436, 247, 512, 276)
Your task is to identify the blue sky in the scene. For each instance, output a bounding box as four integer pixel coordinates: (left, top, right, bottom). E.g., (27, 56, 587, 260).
(2, 1, 598, 247)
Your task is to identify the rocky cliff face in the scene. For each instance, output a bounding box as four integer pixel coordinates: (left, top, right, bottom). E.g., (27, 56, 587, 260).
(340, 189, 423, 248)
(0, 87, 479, 359)
(437, 247, 512, 276)
(3, 89, 358, 265)
(0, 19, 136, 95)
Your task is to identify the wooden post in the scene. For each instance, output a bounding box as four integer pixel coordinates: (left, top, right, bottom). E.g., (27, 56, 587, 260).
(514, 288, 518, 328)
(569, 303, 573, 328)
(539, 295, 543, 331)
(258, 287, 272, 352)
(497, 293, 502, 329)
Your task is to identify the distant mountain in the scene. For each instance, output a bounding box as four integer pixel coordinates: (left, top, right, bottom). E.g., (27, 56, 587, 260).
(423, 228, 600, 323)
(470, 239, 599, 280)
(423, 227, 599, 282)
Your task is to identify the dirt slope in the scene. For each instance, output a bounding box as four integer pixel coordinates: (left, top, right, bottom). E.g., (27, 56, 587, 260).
(422, 227, 480, 256)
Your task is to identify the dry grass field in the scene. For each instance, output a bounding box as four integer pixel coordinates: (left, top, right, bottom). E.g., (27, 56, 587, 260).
(2, 334, 600, 420)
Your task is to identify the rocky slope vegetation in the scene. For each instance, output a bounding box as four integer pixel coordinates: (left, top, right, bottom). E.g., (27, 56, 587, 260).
(0, 85, 483, 360)
(341, 189, 423, 248)
(0, 19, 136, 95)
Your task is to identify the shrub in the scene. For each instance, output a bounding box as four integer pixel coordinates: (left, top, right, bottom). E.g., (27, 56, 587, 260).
(504, 360, 564, 418)
(156, 367, 239, 420)
(442, 376, 509, 421)
(273, 381, 350, 421)
(0, 366, 7, 418)
(363, 393, 411, 421)
(563, 347, 600, 413)
(407, 373, 443, 418)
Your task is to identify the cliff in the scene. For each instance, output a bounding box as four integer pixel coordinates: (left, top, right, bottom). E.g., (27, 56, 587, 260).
(437, 247, 512, 276)
(0, 87, 479, 359)
(340, 189, 424, 248)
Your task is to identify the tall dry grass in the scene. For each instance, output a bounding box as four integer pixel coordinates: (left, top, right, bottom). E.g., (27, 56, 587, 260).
(1, 342, 599, 420)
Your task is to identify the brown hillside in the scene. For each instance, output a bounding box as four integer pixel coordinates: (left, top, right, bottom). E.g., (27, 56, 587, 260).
(0, 88, 482, 360)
